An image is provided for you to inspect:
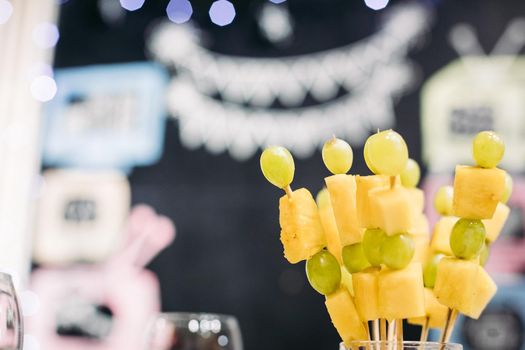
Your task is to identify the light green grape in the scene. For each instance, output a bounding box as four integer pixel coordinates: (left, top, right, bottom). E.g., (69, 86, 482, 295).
(472, 131, 505, 168)
(479, 242, 490, 266)
(316, 188, 330, 210)
(306, 250, 341, 295)
(362, 228, 387, 267)
(502, 172, 513, 203)
(450, 218, 486, 259)
(322, 137, 353, 175)
(363, 130, 408, 176)
(260, 146, 295, 189)
(400, 158, 421, 188)
(434, 185, 454, 216)
(380, 233, 415, 270)
(423, 253, 444, 288)
(342, 243, 371, 273)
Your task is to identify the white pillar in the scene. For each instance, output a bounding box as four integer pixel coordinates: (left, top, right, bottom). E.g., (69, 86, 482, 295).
(0, 0, 59, 287)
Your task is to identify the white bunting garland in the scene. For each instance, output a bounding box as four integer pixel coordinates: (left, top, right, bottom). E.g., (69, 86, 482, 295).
(150, 2, 432, 161)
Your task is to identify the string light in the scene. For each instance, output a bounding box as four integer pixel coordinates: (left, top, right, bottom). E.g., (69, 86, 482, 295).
(364, 0, 389, 11)
(120, 0, 145, 11)
(166, 0, 192, 24)
(30, 76, 57, 102)
(209, 0, 235, 26)
(32, 22, 60, 49)
(0, 0, 13, 25)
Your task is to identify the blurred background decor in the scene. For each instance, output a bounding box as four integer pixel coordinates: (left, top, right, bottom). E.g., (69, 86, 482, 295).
(0, 0, 525, 349)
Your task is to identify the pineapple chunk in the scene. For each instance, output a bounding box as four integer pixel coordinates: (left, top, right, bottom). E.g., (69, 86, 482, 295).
(369, 187, 415, 235)
(325, 288, 368, 345)
(412, 234, 430, 263)
(408, 288, 449, 329)
(340, 266, 354, 296)
(406, 187, 425, 215)
(318, 198, 343, 264)
(434, 257, 497, 319)
(409, 214, 430, 237)
(279, 188, 326, 264)
(352, 268, 380, 321)
(325, 174, 362, 245)
(378, 263, 426, 320)
(356, 175, 390, 228)
(483, 202, 510, 243)
(430, 216, 459, 255)
(453, 166, 506, 219)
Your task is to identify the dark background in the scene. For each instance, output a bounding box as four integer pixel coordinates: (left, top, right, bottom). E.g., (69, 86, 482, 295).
(54, 1, 525, 349)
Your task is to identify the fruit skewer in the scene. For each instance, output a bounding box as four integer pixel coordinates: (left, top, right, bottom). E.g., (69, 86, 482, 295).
(259, 130, 511, 348)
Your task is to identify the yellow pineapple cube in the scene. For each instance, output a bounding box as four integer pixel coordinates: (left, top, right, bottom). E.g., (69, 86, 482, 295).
(318, 200, 343, 264)
(279, 188, 326, 264)
(412, 234, 430, 263)
(406, 187, 425, 215)
(430, 216, 459, 255)
(434, 257, 497, 319)
(408, 288, 449, 329)
(409, 214, 430, 237)
(340, 266, 354, 296)
(325, 174, 362, 245)
(356, 175, 390, 228)
(325, 288, 368, 345)
(352, 268, 380, 321)
(378, 263, 426, 320)
(369, 187, 415, 235)
(453, 166, 506, 219)
(483, 202, 510, 243)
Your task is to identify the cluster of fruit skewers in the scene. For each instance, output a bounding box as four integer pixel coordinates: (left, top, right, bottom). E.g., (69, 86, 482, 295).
(259, 130, 511, 348)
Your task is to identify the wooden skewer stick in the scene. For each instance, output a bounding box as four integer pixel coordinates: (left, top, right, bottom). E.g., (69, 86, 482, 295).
(440, 309, 459, 343)
(387, 320, 396, 350)
(390, 176, 396, 189)
(372, 319, 380, 342)
(380, 319, 387, 350)
(284, 185, 293, 199)
(396, 319, 404, 343)
(419, 317, 430, 342)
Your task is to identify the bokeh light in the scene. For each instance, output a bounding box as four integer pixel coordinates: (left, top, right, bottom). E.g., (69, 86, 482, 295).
(0, 0, 13, 25)
(120, 0, 145, 11)
(30, 76, 57, 102)
(269, 0, 286, 3)
(209, 0, 236, 26)
(23, 335, 40, 350)
(364, 0, 389, 10)
(166, 0, 193, 24)
(20, 290, 40, 317)
(32, 22, 60, 49)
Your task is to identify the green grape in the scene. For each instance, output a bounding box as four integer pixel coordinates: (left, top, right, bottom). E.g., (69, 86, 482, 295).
(380, 233, 415, 270)
(306, 250, 341, 295)
(322, 137, 353, 175)
(434, 185, 454, 216)
(260, 146, 295, 189)
(472, 131, 505, 168)
(502, 172, 513, 203)
(450, 218, 486, 259)
(363, 130, 408, 176)
(400, 158, 421, 188)
(316, 188, 330, 210)
(423, 253, 444, 288)
(362, 228, 387, 266)
(342, 243, 371, 273)
(479, 242, 490, 266)
(364, 141, 378, 174)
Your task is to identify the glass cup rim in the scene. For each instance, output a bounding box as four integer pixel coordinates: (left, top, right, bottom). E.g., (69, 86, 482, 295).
(342, 341, 462, 349)
(154, 311, 239, 322)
